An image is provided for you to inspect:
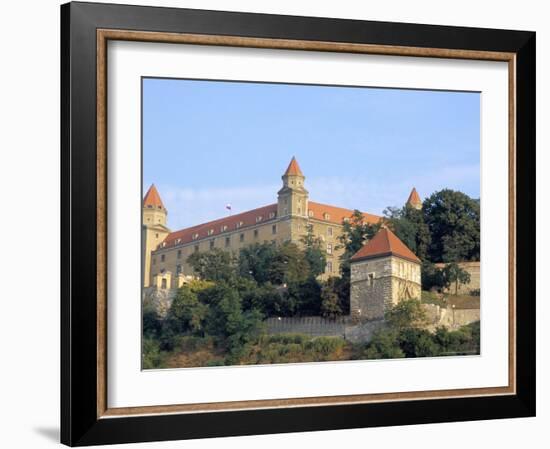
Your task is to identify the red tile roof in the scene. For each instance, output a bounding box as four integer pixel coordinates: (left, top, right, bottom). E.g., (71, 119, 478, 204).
(159, 203, 278, 249)
(350, 227, 421, 264)
(156, 201, 382, 251)
(284, 157, 304, 176)
(406, 187, 422, 208)
(143, 184, 165, 209)
(308, 201, 380, 225)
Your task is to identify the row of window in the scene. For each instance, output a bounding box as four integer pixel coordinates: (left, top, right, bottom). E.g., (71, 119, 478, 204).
(153, 226, 279, 264)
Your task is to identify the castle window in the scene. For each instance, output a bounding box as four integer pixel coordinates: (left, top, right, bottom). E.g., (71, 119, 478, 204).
(269, 212, 275, 219)
(298, 208, 301, 214)
(308, 210, 314, 217)
(192, 233, 199, 240)
(175, 238, 181, 245)
(207, 229, 214, 236)
(236, 221, 243, 228)
(368, 273, 375, 286)
(272, 224, 277, 234)
(177, 249, 182, 259)
(161, 242, 166, 247)
(323, 213, 330, 220)
(160, 268, 165, 274)
(284, 198, 288, 205)
(209, 240, 215, 250)
(256, 216, 263, 222)
(327, 227, 333, 237)
(161, 278, 167, 289)
(160, 254, 165, 262)
(194, 245, 199, 253)
(146, 218, 150, 222)
(254, 229, 259, 238)
(326, 261, 333, 273)
(225, 236, 230, 247)
(343, 217, 349, 223)
(240, 233, 245, 242)
(155, 233, 159, 238)
(327, 243, 333, 255)
(221, 225, 228, 232)
(152, 258, 156, 265)
(176, 264, 182, 275)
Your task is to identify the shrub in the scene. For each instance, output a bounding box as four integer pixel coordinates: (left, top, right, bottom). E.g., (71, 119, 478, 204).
(142, 338, 167, 369)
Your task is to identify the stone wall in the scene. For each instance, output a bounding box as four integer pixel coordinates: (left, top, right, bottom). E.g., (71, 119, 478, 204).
(434, 261, 480, 295)
(264, 316, 385, 343)
(142, 286, 175, 318)
(422, 303, 480, 331)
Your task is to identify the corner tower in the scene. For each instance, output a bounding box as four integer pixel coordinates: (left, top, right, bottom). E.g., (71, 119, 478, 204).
(406, 187, 422, 210)
(142, 184, 170, 287)
(277, 157, 309, 218)
(349, 227, 421, 321)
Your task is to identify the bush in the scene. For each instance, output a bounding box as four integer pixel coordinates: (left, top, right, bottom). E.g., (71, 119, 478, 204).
(305, 337, 345, 355)
(142, 338, 167, 369)
(398, 328, 440, 357)
(363, 329, 404, 360)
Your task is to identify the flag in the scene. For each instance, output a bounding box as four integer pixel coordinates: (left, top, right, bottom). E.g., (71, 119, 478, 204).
(225, 204, 232, 211)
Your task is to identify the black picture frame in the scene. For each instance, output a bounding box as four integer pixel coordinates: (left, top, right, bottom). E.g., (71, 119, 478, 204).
(61, 1, 536, 446)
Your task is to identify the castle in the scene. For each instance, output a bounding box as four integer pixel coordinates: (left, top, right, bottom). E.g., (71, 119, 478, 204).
(143, 157, 424, 322)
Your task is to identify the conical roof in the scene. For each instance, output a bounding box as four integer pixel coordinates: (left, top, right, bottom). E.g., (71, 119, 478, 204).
(143, 184, 165, 209)
(283, 156, 304, 176)
(350, 227, 420, 264)
(406, 187, 422, 208)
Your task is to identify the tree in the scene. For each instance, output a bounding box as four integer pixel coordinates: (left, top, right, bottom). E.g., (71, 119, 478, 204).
(165, 286, 207, 335)
(237, 242, 278, 284)
(384, 205, 431, 261)
(338, 210, 381, 278)
(268, 242, 311, 285)
(301, 224, 327, 277)
(187, 248, 235, 281)
(444, 262, 471, 295)
(385, 299, 428, 331)
(423, 189, 480, 263)
(320, 282, 342, 318)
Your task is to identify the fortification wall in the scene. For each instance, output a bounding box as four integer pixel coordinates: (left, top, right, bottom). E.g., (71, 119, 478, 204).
(265, 316, 385, 343)
(422, 303, 480, 330)
(434, 261, 480, 295)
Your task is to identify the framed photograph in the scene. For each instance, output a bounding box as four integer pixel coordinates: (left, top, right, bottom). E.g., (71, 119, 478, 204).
(61, 1, 535, 446)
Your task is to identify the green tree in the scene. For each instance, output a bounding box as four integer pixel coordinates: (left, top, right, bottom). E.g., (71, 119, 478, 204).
(385, 299, 428, 331)
(301, 224, 327, 277)
(268, 242, 311, 285)
(165, 286, 207, 335)
(384, 205, 431, 261)
(237, 242, 278, 284)
(337, 210, 380, 279)
(423, 189, 480, 263)
(187, 248, 235, 281)
(444, 262, 471, 295)
(320, 282, 342, 318)
(398, 328, 439, 357)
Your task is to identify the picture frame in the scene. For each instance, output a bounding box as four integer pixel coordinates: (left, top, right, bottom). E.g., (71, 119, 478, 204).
(60, 1, 535, 446)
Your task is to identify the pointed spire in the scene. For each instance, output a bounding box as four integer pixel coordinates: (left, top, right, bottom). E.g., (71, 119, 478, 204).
(406, 187, 422, 210)
(283, 156, 304, 177)
(351, 227, 421, 264)
(143, 184, 165, 210)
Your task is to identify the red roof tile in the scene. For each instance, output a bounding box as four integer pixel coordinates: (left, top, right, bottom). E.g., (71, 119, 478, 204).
(308, 201, 381, 225)
(406, 187, 422, 208)
(143, 184, 165, 209)
(284, 157, 304, 176)
(156, 200, 382, 251)
(159, 203, 278, 249)
(350, 227, 421, 264)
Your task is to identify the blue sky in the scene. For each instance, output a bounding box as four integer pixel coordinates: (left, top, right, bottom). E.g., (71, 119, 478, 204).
(143, 78, 480, 231)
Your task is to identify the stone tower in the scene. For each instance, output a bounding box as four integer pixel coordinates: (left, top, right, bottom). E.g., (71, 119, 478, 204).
(277, 157, 309, 219)
(350, 227, 421, 321)
(406, 187, 422, 210)
(142, 184, 170, 287)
